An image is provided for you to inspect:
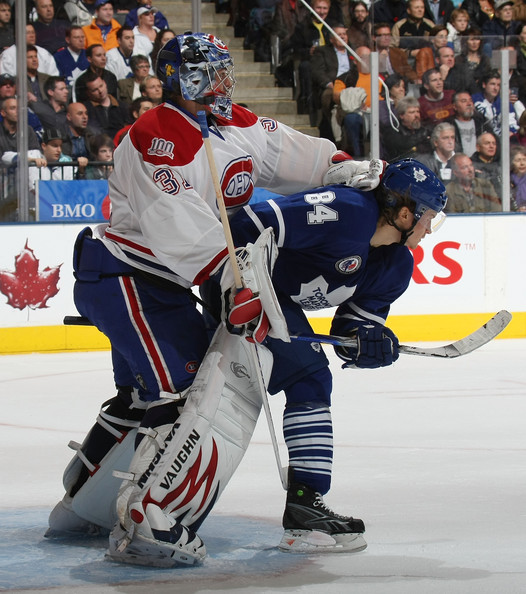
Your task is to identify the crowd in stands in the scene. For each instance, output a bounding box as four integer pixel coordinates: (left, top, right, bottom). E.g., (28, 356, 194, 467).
(237, 0, 526, 213)
(0, 0, 176, 221)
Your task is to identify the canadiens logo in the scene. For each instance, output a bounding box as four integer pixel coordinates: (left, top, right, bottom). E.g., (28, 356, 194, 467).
(413, 167, 427, 183)
(185, 361, 199, 374)
(148, 137, 174, 159)
(221, 156, 254, 208)
(336, 256, 362, 274)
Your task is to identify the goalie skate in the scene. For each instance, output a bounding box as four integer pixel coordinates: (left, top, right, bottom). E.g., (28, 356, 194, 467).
(106, 519, 205, 568)
(278, 480, 367, 554)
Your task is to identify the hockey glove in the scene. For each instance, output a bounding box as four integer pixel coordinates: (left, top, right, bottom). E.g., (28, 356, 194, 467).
(322, 153, 387, 191)
(224, 287, 270, 343)
(335, 321, 399, 369)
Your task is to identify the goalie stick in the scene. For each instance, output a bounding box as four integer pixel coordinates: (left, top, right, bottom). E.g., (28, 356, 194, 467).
(289, 310, 512, 358)
(65, 310, 512, 358)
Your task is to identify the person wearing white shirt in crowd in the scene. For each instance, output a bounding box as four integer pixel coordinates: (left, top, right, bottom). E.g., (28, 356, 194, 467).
(132, 6, 159, 58)
(416, 122, 456, 183)
(0, 23, 59, 76)
(106, 25, 147, 81)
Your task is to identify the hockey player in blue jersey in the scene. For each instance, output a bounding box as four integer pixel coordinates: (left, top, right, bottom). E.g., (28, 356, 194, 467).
(216, 157, 448, 553)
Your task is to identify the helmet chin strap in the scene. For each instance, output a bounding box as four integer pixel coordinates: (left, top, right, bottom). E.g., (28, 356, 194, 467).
(388, 217, 417, 246)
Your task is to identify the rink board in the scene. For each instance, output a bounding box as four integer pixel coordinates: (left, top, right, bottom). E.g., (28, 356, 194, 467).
(0, 213, 525, 354)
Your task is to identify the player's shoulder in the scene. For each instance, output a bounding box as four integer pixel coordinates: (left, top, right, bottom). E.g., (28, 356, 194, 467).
(128, 103, 203, 166)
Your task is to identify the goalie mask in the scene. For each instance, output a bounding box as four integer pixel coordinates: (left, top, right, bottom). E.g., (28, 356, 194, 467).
(156, 32, 236, 119)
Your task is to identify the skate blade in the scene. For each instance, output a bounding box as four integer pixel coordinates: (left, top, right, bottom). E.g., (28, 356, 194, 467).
(278, 529, 367, 554)
(106, 534, 206, 568)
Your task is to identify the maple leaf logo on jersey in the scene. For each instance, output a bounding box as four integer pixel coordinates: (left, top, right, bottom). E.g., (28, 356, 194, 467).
(291, 276, 357, 310)
(413, 168, 427, 183)
(0, 242, 61, 310)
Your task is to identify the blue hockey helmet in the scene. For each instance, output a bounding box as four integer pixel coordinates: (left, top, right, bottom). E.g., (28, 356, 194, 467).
(381, 158, 448, 220)
(156, 32, 236, 118)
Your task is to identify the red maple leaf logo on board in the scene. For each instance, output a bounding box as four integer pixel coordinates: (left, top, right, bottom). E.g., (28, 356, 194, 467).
(0, 241, 62, 310)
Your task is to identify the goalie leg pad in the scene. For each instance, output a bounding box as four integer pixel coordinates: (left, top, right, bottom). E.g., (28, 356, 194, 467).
(111, 323, 273, 565)
(46, 388, 147, 537)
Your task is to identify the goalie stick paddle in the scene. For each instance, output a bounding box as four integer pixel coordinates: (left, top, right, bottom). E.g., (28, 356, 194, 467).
(289, 310, 512, 358)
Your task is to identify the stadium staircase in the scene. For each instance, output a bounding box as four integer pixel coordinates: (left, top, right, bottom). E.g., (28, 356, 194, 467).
(155, 0, 319, 136)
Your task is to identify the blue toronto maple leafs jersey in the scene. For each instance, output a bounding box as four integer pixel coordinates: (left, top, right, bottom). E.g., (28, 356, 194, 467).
(231, 184, 414, 329)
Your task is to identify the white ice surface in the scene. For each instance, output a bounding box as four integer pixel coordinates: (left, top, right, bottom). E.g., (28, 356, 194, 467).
(1, 340, 525, 593)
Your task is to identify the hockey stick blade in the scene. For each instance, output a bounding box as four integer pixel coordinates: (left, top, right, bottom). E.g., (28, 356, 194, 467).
(290, 310, 512, 358)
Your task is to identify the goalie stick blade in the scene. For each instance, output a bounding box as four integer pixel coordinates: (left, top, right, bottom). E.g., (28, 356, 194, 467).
(289, 310, 512, 359)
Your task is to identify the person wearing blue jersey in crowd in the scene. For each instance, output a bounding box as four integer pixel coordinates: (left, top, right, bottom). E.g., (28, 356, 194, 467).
(208, 157, 448, 553)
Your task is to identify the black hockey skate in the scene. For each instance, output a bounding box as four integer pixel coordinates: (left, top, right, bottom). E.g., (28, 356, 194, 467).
(279, 480, 367, 553)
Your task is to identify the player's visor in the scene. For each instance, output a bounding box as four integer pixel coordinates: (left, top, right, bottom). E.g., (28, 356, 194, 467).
(416, 209, 446, 233)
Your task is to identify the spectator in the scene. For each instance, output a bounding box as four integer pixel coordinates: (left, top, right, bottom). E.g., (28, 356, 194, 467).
(54, 26, 90, 88)
(0, 0, 14, 51)
(114, 96, 153, 145)
(0, 74, 44, 139)
(390, 0, 435, 58)
(371, 0, 408, 27)
(416, 121, 456, 181)
(288, 0, 332, 113)
(418, 68, 455, 126)
(510, 145, 526, 210)
(423, 0, 454, 25)
(310, 23, 358, 140)
(471, 130, 502, 190)
(82, 73, 130, 139)
(29, 128, 86, 191)
(133, 5, 159, 58)
(30, 75, 69, 133)
(446, 8, 470, 55)
(445, 152, 501, 212)
(347, 1, 372, 49)
(473, 69, 519, 135)
(482, 0, 521, 50)
(75, 43, 118, 102)
(83, 0, 121, 52)
(514, 109, 526, 145)
(450, 90, 487, 156)
(106, 25, 137, 80)
(381, 95, 431, 159)
(460, 0, 495, 30)
(124, 0, 169, 31)
(455, 26, 492, 92)
(373, 22, 420, 84)
(0, 23, 59, 76)
(150, 28, 176, 67)
(117, 54, 150, 104)
(63, 0, 98, 26)
(62, 101, 97, 159)
(379, 73, 408, 127)
(85, 132, 114, 179)
(26, 45, 50, 104)
(414, 24, 449, 79)
(139, 74, 163, 106)
(0, 97, 43, 167)
(437, 45, 477, 93)
(32, 0, 69, 54)
(333, 46, 383, 157)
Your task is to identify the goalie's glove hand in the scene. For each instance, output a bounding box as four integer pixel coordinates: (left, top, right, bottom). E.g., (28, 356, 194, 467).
(224, 287, 270, 343)
(322, 152, 387, 191)
(335, 321, 399, 369)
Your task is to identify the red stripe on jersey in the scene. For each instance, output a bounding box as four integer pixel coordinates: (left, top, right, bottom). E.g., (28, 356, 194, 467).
(193, 247, 229, 286)
(120, 276, 175, 393)
(105, 229, 155, 256)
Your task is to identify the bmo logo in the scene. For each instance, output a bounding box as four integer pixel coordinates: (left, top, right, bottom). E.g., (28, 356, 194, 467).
(411, 241, 464, 285)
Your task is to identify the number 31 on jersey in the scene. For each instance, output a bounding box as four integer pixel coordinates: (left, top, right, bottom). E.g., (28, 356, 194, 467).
(305, 190, 339, 225)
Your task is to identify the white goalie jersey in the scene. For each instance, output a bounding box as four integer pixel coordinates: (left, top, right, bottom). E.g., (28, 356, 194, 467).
(97, 101, 336, 288)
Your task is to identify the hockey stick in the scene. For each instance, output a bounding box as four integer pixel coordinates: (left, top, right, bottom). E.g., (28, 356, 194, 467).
(289, 310, 512, 358)
(197, 110, 289, 490)
(65, 309, 512, 358)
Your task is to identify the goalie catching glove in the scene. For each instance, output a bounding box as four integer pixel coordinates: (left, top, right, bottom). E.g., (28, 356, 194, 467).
(335, 320, 399, 369)
(323, 151, 387, 191)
